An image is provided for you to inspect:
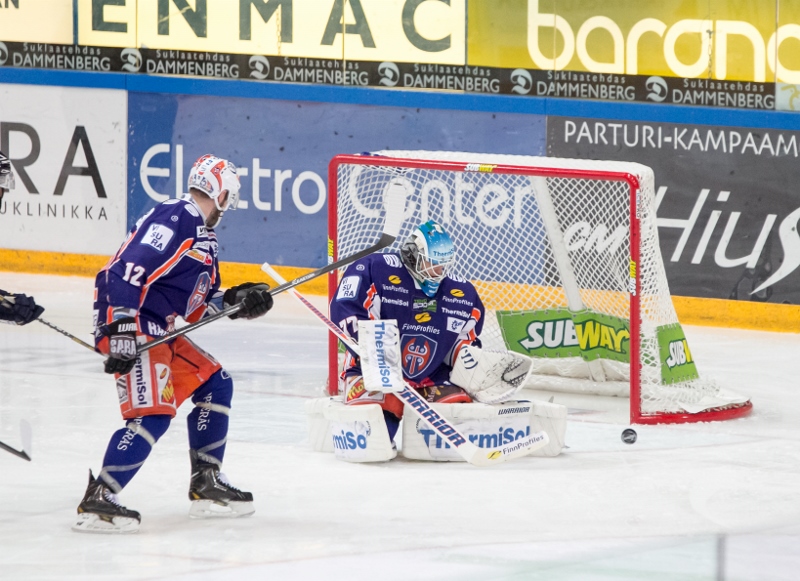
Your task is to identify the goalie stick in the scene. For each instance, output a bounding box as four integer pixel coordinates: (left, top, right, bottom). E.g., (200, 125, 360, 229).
(260, 262, 549, 467)
(138, 181, 408, 353)
(0, 420, 32, 461)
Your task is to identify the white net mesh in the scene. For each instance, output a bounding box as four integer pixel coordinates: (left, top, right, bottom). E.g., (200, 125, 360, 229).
(330, 151, 733, 418)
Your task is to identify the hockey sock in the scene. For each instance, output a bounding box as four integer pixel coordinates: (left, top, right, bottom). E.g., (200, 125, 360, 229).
(187, 369, 233, 467)
(383, 410, 400, 442)
(99, 414, 171, 492)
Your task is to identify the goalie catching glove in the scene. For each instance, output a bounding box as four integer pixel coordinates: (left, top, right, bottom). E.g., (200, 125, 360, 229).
(223, 283, 273, 320)
(449, 344, 533, 404)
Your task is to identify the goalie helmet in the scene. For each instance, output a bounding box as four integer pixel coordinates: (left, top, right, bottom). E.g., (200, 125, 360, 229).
(400, 220, 455, 297)
(0, 151, 15, 196)
(187, 154, 240, 226)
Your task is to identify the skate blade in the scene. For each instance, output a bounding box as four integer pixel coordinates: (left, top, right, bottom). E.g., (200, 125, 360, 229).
(188, 499, 255, 519)
(72, 512, 139, 534)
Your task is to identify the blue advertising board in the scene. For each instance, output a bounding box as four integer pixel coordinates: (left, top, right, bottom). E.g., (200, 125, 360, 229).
(127, 92, 546, 268)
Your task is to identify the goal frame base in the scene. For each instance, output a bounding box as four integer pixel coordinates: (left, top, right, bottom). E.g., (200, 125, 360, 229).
(633, 401, 753, 425)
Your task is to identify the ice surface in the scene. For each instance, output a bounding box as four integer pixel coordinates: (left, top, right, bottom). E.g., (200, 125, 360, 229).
(2, 272, 800, 580)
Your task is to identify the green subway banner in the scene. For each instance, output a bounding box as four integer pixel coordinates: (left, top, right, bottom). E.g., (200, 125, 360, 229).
(497, 308, 631, 363)
(657, 323, 699, 384)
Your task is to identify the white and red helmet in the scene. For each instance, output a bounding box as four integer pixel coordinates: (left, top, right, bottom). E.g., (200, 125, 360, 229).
(187, 154, 240, 212)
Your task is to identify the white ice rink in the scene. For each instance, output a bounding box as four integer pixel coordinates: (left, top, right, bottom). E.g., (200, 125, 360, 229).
(2, 272, 800, 581)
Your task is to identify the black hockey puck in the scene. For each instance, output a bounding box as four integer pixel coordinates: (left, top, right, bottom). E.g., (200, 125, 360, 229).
(621, 428, 637, 444)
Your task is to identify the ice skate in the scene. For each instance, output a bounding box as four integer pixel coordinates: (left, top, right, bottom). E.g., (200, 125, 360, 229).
(72, 470, 140, 534)
(188, 449, 254, 518)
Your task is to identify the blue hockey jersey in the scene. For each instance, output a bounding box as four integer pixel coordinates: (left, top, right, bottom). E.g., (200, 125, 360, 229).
(93, 197, 220, 340)
(330, 252, 485, 385)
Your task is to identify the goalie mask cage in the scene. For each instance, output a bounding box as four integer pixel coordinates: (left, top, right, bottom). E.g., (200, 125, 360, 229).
(327, 151, 752, 425)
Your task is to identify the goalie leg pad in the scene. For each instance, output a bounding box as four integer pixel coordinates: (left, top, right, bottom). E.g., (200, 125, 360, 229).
(528, 400, 568, 457)
(305, 397, 397, 462)
(402, 400, 541, 462)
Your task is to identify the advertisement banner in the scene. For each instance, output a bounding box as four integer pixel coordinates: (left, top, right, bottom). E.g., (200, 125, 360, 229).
(498, 308, 630, 362)
(0, 0, 73, 44)
(657, 323, 699, 384)
(548, 116, 800, 305)
(0, 83, 128, 255)
(0, 39, 777, 110)
(77, 0, 466, 64)
(127, 92, 546, 268)
(468, 0, 800, 84)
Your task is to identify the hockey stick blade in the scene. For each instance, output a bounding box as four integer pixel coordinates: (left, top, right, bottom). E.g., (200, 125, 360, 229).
(0, 420, 32, 461)
(139, 185, 407, 354)
(261, 262, 548, 466)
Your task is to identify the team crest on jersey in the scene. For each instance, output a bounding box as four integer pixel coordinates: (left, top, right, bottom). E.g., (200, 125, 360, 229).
(186, 272, 212, 317)
(402, 335, 438, 378)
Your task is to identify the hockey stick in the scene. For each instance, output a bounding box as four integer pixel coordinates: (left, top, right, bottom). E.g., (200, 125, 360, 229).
(260, 262, 549, 467)
(1, 294, 96, 352)
(36, 318, 95, 351)
(0, 420, 32, 461)
(137, 181, 408, 354)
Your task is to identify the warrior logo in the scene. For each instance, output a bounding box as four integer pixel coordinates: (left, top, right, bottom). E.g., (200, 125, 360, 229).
(249, 55, 270, 80)
(402, 335, 437, 378)
(186, 272, 211, 317)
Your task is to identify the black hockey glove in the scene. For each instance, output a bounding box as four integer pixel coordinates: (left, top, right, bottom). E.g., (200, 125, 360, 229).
(223, 282, 273, 320)
(101, 317, 139, 375)
(0, 292, 45, 325)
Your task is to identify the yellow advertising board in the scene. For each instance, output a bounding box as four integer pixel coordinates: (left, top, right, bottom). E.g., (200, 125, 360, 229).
(468, 0, 800, 83)
(76, 0, 465, 64)
(0, 0, 73, 44)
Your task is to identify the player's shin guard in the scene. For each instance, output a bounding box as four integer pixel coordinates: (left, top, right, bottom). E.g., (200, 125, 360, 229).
(187, 369, 232, 467)
(73, 415, 169, 534)
(98, 415, 171, 491)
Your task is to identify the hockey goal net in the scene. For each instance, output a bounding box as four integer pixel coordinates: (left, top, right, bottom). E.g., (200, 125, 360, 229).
(327, 151, 752, 425)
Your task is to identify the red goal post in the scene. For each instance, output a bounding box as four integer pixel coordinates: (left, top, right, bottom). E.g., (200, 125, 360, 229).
(326, 151, 752, 425)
